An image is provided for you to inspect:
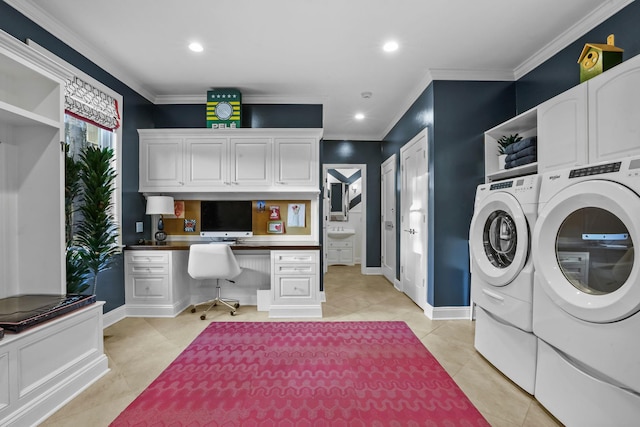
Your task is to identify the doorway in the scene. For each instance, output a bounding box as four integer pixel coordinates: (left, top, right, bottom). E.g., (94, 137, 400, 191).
(381, 155, 396, 286)
(322, 164, 367, 275)
(400, 129, 428, 309)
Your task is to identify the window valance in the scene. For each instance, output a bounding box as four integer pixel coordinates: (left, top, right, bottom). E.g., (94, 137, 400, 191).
(65, 76, 120, 131)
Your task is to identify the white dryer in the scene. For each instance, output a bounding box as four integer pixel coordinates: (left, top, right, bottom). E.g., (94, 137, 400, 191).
(469, 174, 540, 394)
(532, 157, 640, 426)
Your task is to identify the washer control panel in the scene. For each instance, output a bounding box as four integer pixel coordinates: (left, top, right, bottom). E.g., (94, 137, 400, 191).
(569, 161, 621, 178)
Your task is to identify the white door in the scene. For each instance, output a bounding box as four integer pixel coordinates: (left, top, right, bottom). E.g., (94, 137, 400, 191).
(381, 155, 396, 285)
(229, 137, 272, 186)
(400, 130, 428, 309)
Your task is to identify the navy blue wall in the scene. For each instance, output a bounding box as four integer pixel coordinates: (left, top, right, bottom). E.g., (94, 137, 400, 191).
(321, 140, 382, 267)
(153, 104, 323, 129)
(517, 1, 640, 112)
(382, 82, 514, 307)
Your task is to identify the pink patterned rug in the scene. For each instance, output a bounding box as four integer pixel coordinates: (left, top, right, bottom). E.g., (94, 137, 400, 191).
(111, 322, 489, 426)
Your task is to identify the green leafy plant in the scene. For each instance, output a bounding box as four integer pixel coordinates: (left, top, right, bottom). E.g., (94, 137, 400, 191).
(66, 144, 119, 295)
(497, 133, 523, 155)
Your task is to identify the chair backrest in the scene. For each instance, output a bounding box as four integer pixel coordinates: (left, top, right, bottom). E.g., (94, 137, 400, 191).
(187, 244, 242, 280)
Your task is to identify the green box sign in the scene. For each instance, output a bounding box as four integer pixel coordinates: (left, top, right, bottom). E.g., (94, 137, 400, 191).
(206, 89, 241, 128)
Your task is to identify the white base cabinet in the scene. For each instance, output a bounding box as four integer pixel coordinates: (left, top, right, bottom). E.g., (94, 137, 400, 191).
(326, 236, 354, 266)
(0, 304, 108, 427)
(125, 250, 191, 317)
(270, 250, 322, 318)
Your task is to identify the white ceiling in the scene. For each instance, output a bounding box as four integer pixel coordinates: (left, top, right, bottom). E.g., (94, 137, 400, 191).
(5, 0, 632, 140)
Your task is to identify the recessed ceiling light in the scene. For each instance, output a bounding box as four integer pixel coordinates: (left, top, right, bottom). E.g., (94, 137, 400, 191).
(355, 113, 365, 120)
(383, 41, 399, 52)
(188, 42, 204, 52)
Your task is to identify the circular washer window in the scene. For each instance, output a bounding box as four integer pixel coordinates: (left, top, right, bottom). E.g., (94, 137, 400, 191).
(556, 207, 634, 296)
(484, 210, 518, 268)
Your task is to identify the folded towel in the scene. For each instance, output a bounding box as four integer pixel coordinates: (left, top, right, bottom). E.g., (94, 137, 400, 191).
(505, 145, 537, 162)
(505, 154, 537, 169)
(504, 137, 537, 155)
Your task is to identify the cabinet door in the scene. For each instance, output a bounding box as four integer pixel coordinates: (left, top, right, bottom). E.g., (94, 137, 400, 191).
(274, 138, 318, 188)
(229, 138, 272, 187)
(139, 137, 183, 190)
(537, 84, 588, 173)
(184, 137, 228, 188)
(589, 54, 640, 162)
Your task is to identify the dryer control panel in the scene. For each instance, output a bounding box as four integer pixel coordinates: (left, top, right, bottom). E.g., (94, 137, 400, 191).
(569, 161, 621, 178)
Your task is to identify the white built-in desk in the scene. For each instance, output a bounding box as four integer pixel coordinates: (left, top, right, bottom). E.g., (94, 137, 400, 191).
(124, 241, 322, 318)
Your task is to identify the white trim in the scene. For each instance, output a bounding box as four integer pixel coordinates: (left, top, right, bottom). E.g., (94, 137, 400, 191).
(102, 305, 127, 328)
(424, 304, 472, 320)
(380, 70, 433, 140)
(429, 68, 515, 81)
(363, 267, 382, 275)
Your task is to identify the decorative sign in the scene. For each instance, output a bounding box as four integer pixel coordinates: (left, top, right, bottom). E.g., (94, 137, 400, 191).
(206, 89, 241, 128)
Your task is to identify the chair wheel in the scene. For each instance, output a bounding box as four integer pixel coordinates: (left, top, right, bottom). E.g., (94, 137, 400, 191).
(230, 311, 237, 316)
(200, 314, 206, 320)
(191, 308, 196, 313)
(234, 303, 240, 308)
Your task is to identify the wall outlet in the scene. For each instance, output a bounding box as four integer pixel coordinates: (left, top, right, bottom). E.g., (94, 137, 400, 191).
(135, 221, 143, 233)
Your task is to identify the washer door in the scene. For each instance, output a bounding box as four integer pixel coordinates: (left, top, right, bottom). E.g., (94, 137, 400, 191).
(533, 180, 639, 323)
(470, 192, 529, 287)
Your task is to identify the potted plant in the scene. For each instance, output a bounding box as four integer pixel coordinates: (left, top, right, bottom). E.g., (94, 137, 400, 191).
(497, 134, 523, 169)
(65, 144, 119, 295)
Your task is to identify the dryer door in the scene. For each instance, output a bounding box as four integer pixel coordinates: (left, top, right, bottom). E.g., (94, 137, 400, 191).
(469, 192, 529, 287)
(533, 180, 640, 322)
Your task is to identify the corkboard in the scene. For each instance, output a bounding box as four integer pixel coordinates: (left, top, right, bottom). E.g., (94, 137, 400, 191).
(162, 199, 312, 237)
(252, 200, 311, 236)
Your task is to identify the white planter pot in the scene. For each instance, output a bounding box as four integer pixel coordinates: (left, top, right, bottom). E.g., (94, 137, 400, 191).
(498, 154, 507, 170)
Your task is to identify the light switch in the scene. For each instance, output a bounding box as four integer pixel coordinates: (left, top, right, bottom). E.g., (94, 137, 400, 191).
(135, 221, 143, 233)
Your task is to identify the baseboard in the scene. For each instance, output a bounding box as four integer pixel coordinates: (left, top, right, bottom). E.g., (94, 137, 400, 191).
(363, 267, 382, 275)
(424, 304, 472, 320)
(102, 305, 126, 328)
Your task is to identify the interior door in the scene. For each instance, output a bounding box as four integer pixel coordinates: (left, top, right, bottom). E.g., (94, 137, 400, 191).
(400, 130, 428, 309)
(381, 155, 397, 285)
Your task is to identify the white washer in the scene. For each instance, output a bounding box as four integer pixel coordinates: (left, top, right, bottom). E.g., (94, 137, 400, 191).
(469, 174, 540, 394)
(532, 157, 640, 426)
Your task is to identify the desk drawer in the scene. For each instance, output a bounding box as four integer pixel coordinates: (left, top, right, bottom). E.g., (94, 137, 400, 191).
(128, 264, 168, 275)
(273, 251, 317, 264)
(273, 263, 315, 275)
(275, 275, 313, 298)
(126, 251, 169, 264)
(131, 275, 169, 300)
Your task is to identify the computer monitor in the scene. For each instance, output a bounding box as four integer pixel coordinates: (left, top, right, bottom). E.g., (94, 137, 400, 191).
(200, 200, 253, 238)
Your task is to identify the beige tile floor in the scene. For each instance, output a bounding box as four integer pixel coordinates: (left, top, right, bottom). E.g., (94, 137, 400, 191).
(41, 265, 562, 426)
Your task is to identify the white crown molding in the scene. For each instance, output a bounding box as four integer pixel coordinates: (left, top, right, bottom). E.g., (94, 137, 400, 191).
(514, 0, 634, 79)
(155, 93, 327, 105)
(4, 0, 156, 103)
(429, 68, 516, 81)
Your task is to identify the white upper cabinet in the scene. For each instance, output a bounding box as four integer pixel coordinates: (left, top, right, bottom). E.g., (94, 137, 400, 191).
(138, 128, 322, 194)
(588, 53, 640, 162)
(184, 137, 228, 188)
(229, 137, 272, 187)
(537, 84, 588, 173)
(274, 138, 318, 188)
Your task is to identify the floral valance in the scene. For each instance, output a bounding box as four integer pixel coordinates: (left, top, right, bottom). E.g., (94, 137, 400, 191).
(65, 76, 120, 131)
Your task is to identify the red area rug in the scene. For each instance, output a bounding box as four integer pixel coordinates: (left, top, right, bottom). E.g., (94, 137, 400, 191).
(111, 321, 489, 426)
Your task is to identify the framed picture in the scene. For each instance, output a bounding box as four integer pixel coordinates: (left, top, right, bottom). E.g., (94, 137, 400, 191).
(267, 220, 284, 234)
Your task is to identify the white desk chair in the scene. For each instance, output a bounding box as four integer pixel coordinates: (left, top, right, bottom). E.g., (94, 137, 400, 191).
(188, 244, 242, 318)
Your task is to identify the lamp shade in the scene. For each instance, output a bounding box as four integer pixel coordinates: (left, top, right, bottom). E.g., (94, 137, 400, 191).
(146, 196, 175, 215)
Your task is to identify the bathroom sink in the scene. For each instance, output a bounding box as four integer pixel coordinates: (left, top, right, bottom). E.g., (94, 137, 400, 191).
(327, 228, 355, 239)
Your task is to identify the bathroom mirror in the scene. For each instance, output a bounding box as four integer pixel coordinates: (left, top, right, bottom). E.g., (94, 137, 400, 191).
(330, 182, 349, 221)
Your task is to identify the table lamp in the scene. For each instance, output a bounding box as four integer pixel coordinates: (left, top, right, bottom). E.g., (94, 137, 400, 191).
(146, 195, 175, 242)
